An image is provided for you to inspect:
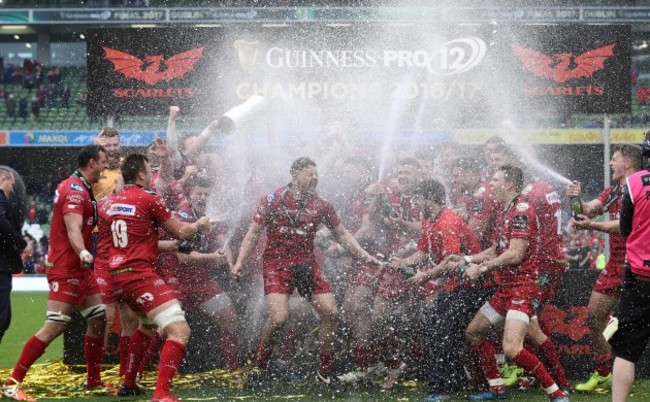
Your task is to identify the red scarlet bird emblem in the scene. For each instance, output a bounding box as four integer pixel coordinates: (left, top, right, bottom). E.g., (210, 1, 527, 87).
(102, 46, 205, 85)
(512, 44, 615, 83)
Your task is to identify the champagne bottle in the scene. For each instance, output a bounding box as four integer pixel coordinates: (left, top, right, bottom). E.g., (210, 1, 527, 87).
(178, 233, 200, 254)
(456, 264, 469, 274)
(397, 266, 417, 278)
(379, 194, 393, 217)
(571, 196, 582, 218)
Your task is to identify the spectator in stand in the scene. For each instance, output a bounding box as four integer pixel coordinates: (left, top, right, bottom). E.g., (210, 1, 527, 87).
(3, 65, 14, 87)
(36, 201, 48, 225)
(21, 234, 36, 275)
(39, 176, 55, 205)
(17, 95, 27, 123)
(11, 68, 23, 88)
(45, 84, 56, 108)
(6, 94, 16, 124)
(22, 59, 32, 75)
(0, 86, 7, 101)
(35, 85, 45, 108)
(34, 65, 43, 88)
(27, 199, 36, 224)
(37, 235, 48, 261)
(47, 68, 60, 86)
(23, 71, 34, 93)
(30, 98, 40, 125)
(60, 84, 71, 108)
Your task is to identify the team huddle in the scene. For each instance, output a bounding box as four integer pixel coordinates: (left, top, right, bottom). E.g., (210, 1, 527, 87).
(0, 111, 645, 402)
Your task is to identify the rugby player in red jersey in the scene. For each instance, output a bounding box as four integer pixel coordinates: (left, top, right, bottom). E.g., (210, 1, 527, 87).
(461, 165, 568, 402)
(94, 174, 138, 378)
(107, 154, 210, 402)
(567, 144, 642, 392)
(230, 157, 380, 389)
(480, 136, 507, 182)
(450, 157, 499, 250)
(519, 179, 572, 393)
(369, 157, 424, 389)
(158, 176, 240, 372)
(386, 179, 493, 400)
(3, 145, 110, 402)
(92, 128, 141, 377)
(327, 157, 388, 382)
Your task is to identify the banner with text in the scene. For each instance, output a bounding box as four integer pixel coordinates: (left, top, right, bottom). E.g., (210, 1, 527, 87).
(87, 28, 225, 116)
(86, 25, 630, 126)
(495, 25, 631, 114)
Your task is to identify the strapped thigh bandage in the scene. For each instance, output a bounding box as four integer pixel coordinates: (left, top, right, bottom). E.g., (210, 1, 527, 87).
(80, 303, 107, 320)
(46, 311, 72, 325)
(153, 303, 186, 329)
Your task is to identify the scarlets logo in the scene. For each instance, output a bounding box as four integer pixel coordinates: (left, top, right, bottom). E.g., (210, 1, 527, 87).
(513, 44, 615, 83)
(103, 46, 205, 85)
(542, 304, 590, 342)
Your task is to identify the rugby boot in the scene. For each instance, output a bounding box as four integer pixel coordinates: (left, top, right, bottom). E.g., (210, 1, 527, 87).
(2, 378, 36, 402)
(574, 372, 612, 392)
(317, 371, 345, 392)
(423, 394, 451, 402)
(466, 389, 509, 400)
(118, 383, 146, 397)
(499, 363, 522, 387)
(84, 381, 118, 396)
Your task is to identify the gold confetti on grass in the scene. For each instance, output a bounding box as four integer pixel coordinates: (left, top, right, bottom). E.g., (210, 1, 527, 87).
(0, 361, 253, 399)
(0, 360, 424, 400)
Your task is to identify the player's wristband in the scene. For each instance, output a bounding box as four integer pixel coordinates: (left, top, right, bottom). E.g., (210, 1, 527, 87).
(463, 255, 473, 264)
(79, 249, 92, 260)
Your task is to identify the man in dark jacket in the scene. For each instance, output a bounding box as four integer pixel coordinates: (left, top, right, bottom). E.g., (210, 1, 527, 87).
(0, 166, 29, 344)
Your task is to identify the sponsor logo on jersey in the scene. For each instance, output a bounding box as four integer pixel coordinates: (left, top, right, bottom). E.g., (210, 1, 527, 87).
(136, 292, 154, 304)
(472, 199, 485, 213)
(516, 202, 530, 211)
(512, 214, 529, 230)
(66, 194, 84, 204)
(546, 192, 561, 204)
(70, 183, 84, 192)
(109, 255, 125, 268)
(108, 203, 137, 216)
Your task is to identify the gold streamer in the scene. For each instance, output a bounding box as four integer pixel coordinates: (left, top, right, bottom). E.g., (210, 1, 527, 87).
(0, 361, 253, 399)
(0, 361, 423, 399)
